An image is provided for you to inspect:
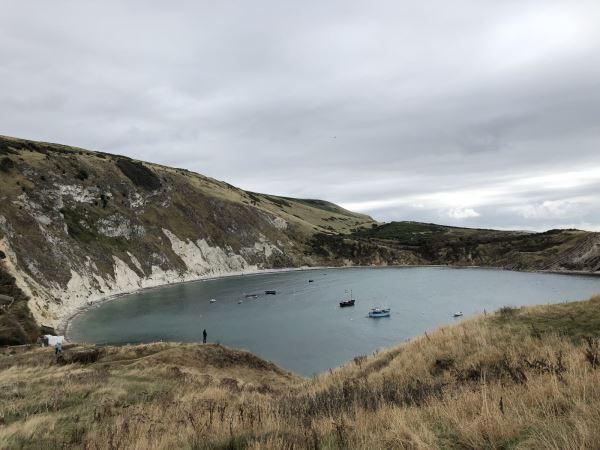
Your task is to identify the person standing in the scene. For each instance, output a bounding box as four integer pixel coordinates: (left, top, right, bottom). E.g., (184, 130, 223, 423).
(202, 329, 207, 344)
(55, 341, 62, 355)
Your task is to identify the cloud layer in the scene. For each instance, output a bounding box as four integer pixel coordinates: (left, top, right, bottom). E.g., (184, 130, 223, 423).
(2, 1, 600, 230)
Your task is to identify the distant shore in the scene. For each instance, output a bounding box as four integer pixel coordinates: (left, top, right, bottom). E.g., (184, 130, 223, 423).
(61, 263, 599, 342)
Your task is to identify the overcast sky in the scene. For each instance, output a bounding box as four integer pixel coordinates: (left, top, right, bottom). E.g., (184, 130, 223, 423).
(2, 1, 600, 231)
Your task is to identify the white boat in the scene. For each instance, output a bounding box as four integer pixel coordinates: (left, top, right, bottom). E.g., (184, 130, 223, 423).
(453, 311, 463, 317)
(368, 307, 390, 318)
(209, 298, 217, 303)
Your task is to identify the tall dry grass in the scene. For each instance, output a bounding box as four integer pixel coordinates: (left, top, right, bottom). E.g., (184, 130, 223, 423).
(2, 296, 600, 449)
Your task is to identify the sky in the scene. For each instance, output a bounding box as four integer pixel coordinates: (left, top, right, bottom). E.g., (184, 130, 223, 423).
(1, 1, 600, 231)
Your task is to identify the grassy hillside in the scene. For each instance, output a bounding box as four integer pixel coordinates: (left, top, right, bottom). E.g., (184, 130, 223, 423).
(348, 221, 600, 271)
(353, 221, 507, 244)
(2, 296, 600, 449)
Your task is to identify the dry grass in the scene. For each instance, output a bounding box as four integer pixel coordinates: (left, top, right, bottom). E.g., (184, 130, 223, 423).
(3, 296, 600, 449)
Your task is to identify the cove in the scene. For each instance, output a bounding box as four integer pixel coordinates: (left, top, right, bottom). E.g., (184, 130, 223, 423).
(68, 267, 600, 376)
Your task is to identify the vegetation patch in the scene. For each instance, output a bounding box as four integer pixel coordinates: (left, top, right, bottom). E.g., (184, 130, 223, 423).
(354, 221, 496, 245)
(281, 196, 365, 218)
(116, 158, 162, 190)
(0, 139, 18, 155)
(492, 296, 600, 343)
(0, 264, 38, 345)
(262, 194, 292, 208)
(75, 168, 89, 181)
(0, 156, 15, 172)
(60, 208, 98, 244)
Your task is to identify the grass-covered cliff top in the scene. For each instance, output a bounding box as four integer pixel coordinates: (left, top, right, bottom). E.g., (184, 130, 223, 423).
(2, 296, 600, 449)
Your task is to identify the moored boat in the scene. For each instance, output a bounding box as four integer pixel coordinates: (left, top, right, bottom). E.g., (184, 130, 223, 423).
(368, 307, 390, 318)
(265, 290, 277, 295)
(339, 289, 356, 307)
(453, 311, 463, 317)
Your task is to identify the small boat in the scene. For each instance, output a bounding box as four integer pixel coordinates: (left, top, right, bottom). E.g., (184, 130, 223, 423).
(309, 279, 314, 283)
(265, 290, 277, 295)
(238, 300, 243, 304)
(339, 289, 355, 307)
(209, 299, 217, 303)
(368, 307, 391, 318)
(453, 311, 463, 317)
(245, 293, 259, 298)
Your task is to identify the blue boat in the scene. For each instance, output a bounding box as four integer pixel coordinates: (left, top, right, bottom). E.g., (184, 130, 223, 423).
(368, 307, 390, 318)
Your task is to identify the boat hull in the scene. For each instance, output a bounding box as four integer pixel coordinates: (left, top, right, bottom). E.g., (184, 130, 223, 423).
(368, 308, 390, 318)
(368, 312, 390, 318)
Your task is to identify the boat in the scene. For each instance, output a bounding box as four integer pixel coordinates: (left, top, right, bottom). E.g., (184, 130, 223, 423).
(238, 300, 243, 304)
(368, 307, 390, 318)
(308, 279, 314, 283)
(453, 311, 463, 317)
(245, 293, 259, 298)
(265, 290, 277, 295)
(209, 298, 217, 303)
(339, 289, 355, 307)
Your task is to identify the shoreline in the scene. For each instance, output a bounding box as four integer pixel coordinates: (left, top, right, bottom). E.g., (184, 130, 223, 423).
(60, 263, 600, 343)
(61, 265, 332, 341)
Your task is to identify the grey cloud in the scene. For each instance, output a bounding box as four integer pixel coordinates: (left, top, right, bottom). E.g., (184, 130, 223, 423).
(1, 1, 600, 231)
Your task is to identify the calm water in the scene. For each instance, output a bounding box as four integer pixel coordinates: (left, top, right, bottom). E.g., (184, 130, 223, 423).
(69, 267, 600, 376)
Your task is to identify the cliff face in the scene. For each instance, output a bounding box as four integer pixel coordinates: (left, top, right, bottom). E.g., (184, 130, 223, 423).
(0, 136, 378, 334)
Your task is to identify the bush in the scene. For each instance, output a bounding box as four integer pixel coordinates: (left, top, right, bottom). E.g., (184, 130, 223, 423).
(76, 168, 89, 181)
(116, 158, 161, 190)
(58, 348, 104, 365)
(0, 140, 17, 155)
(0, 157, 15, 172)
(0, 266, 38, 345)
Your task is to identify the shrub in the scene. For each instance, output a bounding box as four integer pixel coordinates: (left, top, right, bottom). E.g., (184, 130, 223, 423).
(76, 168, 89, 181)
(0, 157, 15, 172)
(498, 306, 518, 316)
(57, 348, 104, 365)
(116, 158, 161, 190)
(0, 140, 17, 155)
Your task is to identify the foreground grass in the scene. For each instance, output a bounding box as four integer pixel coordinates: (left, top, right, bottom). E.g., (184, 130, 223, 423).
(2, 297, 600, 449)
